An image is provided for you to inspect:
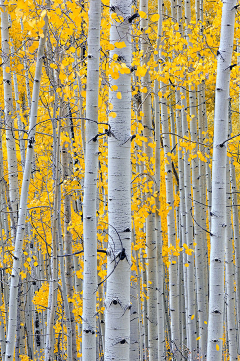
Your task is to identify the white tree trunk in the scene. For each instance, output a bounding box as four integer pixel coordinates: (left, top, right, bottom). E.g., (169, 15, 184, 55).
(226, 160, 238, 361)
(82, 0, 101, 359)
(5, 9, 49, 361)
(161, 87, 180, 359)
(207, 0, 236, 359)
(140, 0, 158, 358)
(104, 1, 132, 359)
(0, 1, 19, 241)
(189, 88, 208, 358)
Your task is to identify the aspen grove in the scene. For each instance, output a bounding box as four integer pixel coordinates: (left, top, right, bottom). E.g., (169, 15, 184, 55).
(0, 0, 240, 360)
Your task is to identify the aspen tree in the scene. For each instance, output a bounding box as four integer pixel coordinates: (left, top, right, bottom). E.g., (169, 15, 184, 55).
(130, 246, 140, 360)
(58, 183, 73, 361)
(161, 87, 180, 359)
(5, 7, 49, 360)
(226, 161, 238, 361)
(62, 142, 77, 361)
(140, 0, 158, 358)
(189, 88, 208, 357)
(44, 119, 60, 361)
(0, 0, 19, 241)
(207, 0, 237, 359)
(82, 0, 101, 358)
(155, 1, 165, 358)
(230, 150, 240, 351)
(104, 1, 132, 359)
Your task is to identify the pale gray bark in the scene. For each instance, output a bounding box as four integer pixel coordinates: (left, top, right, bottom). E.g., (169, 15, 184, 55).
(104, 2, 132, 359)
(161, 87, 180, 359)
(226, 161, 238, 361)
(207, 0, 236, 359)
(5, 9, 49, 360)
(140, 0, 158, 358)
(189, 88, 207, 358)
(82, 0, 101, 358)
(0, 1, 19, 242)
(62, 143, 77, 361)
(58, 184, 73, 361)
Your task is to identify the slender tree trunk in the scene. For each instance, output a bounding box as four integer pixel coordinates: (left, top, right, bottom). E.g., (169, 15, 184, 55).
(0, 0, 19, 242)
(161, 87, 180, 359)
(226, 160, 238, 361)
(82, 0, 101, 359)
(5, 8, 49, 360)
(140, 0, 158, 358)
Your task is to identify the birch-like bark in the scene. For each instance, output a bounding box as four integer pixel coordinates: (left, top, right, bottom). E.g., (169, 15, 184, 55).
(226, 160, 238, 361)
(230, 149, 240, 353)
(4, 8, 49, 361)
(62, 143, 77, 361)
(161, 87, 180, 359)
(10, 38, 26, 168)
(140, 0, 158, 358)
(0, 1, 19, 241)
(104, 1, 132, 359)
(44, 120, 60, 361)
(58, 184, 72, 361)
(130, 247, 140, 361)
(189, 88, 207, 358)
(82, 0, 101, 359)
(181, 93, 197, 360)
(207, 0, 236, 359)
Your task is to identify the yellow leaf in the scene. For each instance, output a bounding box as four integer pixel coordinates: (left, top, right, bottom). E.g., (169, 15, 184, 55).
(204, 321, 207, 324)
(69, 46, 76, 53)
(40, 9, 47, 17)
(136, 65, 147, 77)
(148, 142, 155, 148)
(34, 262, 38, 267)
(151, 14, 160, 22)
(50, 63, 58, 69)
(27, 257, 31, 262)
(116, 92, 122, 99)
(112, 85, 118, 91)
(109, 112, 117, 118)
(196, 336, 201, 341)
(139, 11, 147, 18)
(111, 71, 119, 80)
(216, 344, 219, 351)
(184, 263, 189, 267)
(191, 314, 195, 320)
(5, 66, 10, 73)
(115, 41, 126, 49)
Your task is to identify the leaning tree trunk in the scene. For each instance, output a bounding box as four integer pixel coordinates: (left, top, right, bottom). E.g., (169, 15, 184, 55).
(82, 0, 101, 359)
(4, 8, 49, 361)
(207, 0, 236, 359)
(104, 1, 132, 360)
